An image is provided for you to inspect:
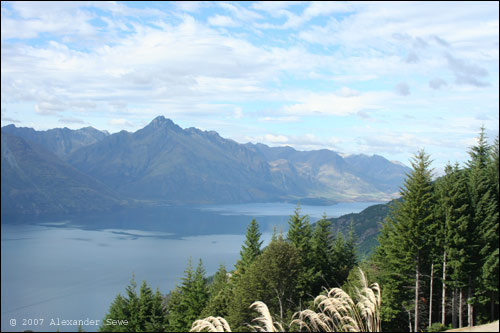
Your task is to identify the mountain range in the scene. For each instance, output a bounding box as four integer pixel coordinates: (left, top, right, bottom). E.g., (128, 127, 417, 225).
(1, 116, 410, 216)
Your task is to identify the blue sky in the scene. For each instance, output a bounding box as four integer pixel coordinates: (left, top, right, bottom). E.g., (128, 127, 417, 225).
(1, 1, 498, 173)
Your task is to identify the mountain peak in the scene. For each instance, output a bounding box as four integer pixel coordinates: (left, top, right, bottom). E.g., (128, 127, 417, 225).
(148, 116, 177, 129)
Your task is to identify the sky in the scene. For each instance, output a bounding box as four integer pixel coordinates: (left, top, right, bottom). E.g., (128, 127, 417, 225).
(1, 1, 499, 173)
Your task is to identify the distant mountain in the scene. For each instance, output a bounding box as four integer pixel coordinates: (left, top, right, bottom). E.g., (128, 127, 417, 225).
(1, 116, 410, 209)
(67, 116, 280, 204)
(1, 124, 108, 158)
(344, 154, 409, 193)
(1, 131, 124, 217)
(246, 143, 407, 202)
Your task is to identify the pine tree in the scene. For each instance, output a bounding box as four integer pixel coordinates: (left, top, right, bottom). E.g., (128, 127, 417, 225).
(329, 221, 358, 288)
(138, 280, 154, 331)
(100, 276, 167, 332)
(287, 203, 314, 300)
(145, 288, 167, 331)
(434, 165, 453, 327)
(167, 258, 209, 332)
(485, 136, 499, 321)
(372, 210, 411, 332)
(100, 294, 129, 332)
(201, 264, 231, 318)
(445, 165, 473, 328)
(287, 204, 312, 254)
(467, 129, 499, 324)
(235, 219, 263, 276)
(372, 149, 435, 332)
(310, 213, 333, 294)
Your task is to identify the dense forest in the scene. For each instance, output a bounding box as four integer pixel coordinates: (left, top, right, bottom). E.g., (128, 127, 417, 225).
(100, 129, 498, 332)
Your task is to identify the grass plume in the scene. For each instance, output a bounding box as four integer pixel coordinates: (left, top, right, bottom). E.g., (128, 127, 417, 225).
(247, 301, 285, 332)
(191, 268, 380, 332)
(292, 268, 381, 332)
(190, 316, 232, 332)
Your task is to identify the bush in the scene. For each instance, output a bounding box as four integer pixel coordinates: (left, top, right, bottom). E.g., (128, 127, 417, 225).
(426, 322, 450, 332)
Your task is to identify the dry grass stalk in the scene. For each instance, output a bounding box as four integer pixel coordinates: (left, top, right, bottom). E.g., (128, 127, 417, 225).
(190, 316, 232, 332)
(292, 268, 381, 332)
(191, 268, 380, 332)
(248, 301, 285, 332)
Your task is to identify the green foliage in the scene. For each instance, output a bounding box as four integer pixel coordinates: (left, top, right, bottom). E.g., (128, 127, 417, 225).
(99, 128, 499, 332)
(287, 204, 314, 300)
(228, 237, 300, 331)
(327, 201, 393, 257)
(442, 164, 473, 289)
(235, 219, 263, 276)
(201, 264, 232, 319)
(167, 258, 209, 332)
(466, 129, 499, 315)
(330, 220, 358, 288)
(287, 204, 313, 254)
(372, 149, 435, 332)
(99, 276, 166, 332)
(310, 213, 333, 294)
(426, 322, 450, 332)
(371, 129, 500, 330)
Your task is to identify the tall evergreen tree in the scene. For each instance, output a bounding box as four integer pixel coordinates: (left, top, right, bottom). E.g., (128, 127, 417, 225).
(167, 258, 209, 332)
(444, 165, 472, 328)
(100, 294, 130, 332)
(372, 149, 435, 332)
(310, 213, 333, 294)
(287, 203, 314, 300)
(329, 221, 358, 288)
(434, 164, 453, 327)
(235, 219, 263, 276)
(201, 264, 231, 318)
(100, 276, 166, 332)
(287, 204, 312, 253)
(466, 129, 499, 324)
(485, 136, 499, 321)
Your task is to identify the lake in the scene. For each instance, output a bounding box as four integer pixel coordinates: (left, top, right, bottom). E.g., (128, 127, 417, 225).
(1, 201, 383, 332)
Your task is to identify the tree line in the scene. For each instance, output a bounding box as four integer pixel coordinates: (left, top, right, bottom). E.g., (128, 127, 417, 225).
(100, 208, 358, 332)
(371, 129, 498, 332)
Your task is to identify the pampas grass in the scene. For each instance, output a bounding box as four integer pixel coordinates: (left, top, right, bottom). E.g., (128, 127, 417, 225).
(292, 268, 381, 332)
(190, 316, 232, 332)
(191, 268, 380, 332)
(247, 301, 285, 332)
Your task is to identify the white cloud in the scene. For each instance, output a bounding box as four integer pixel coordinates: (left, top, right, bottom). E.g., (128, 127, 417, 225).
(233, 107, 243, 119)
(247, 132, 342, 151)
(258, 116, 300, 123)
(1, 2, 498, 168)
(218, 2, 263, 22)
(208, 15, 238, 27)
(108, 118, 136, 128)
(282, 90, 387, 117)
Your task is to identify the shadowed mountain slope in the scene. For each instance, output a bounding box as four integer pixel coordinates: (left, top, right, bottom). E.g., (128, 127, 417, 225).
(2, 116, 410, 207)
(1, 131, 124, 217)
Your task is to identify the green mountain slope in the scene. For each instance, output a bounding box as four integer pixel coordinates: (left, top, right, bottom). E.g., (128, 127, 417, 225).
(327, 200, 398, 257)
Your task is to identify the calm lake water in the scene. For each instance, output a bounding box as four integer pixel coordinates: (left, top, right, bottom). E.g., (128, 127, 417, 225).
(1, 202, 383, 332)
